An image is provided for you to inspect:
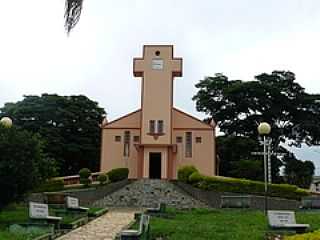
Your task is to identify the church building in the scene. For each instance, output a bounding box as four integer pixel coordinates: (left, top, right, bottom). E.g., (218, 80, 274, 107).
(100, 45, 216, 179)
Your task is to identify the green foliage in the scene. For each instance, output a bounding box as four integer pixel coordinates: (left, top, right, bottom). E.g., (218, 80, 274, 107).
(217, 136, 282, 182)
(107, 168, 129, 182)
(177, 165, 198, 183)
(33, 179, 64, 193)
(79, 168, 91, 186)
(0, 125, 57, 209)
(284, 230, 320, 240)
(284, 153, 315, 189)
(193, 71, 320, 146)
(97, 174, 108, 185)
(187, 173, 309, 200)
(79, 168, 91, 179)
(194, 72, 319, 184)
(188, 171, 203, 184)
(0, 94, 106, 175)
(9, 224, 50, 239)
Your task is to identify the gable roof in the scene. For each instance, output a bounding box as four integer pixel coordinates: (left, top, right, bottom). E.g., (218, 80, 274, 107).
(102, 109, 141, 129)
(172, 108, 215, 130)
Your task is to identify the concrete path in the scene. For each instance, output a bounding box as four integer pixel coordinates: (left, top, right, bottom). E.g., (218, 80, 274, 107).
(57, 208, 138, 240)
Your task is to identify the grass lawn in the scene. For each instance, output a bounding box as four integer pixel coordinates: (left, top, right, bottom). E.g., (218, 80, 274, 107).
(148, 209, 320, 240)
(0, 204, 39, 240)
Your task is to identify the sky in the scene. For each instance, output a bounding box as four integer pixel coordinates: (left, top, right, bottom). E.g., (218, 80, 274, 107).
(1, 0, 320, 173)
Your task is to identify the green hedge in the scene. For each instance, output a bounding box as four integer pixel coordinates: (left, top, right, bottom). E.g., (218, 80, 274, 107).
(33, 179, 64, 192)
(188, 173, 309, 200)
(97, 174, 108, 185)
(284, 230, 320, 240)
(107, 168, 129, 182)
(177, 165, 198, 183)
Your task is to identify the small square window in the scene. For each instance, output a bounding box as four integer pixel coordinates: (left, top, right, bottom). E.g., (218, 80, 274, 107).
(115, 136, 121, 142)
(149, 120, 155, 133)
(196, 137, 202, 143)
(176, 136, 183, 143)
(134, 136, 140, 142)
(158, 120, 164, 134)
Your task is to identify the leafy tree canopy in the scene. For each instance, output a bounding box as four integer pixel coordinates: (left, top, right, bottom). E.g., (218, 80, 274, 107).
(283, 150, 315, 188)
(194, 71, 318, 186)
(0, 125, 57, 209)
(0, 94, 106, 176)
(193, 71, 320, 147)
(217, 136, 282, 182)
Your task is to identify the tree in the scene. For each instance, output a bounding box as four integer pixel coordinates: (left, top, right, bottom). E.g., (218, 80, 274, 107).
(0, 94, 106, 176)
(217, 136, 282, 182)
(0, 125, 57, 209)
(65, 0, 83, 34)
(193, 71, 320, 183)
(283, 153, 315, 188)
(193, 71, 320, 147)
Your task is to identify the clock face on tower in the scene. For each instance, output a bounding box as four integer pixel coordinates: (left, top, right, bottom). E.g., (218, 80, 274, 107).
(152, 59, 164, 70)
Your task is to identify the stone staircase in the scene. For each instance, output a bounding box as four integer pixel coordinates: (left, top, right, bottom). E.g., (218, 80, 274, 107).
(92, 179, 208, 209)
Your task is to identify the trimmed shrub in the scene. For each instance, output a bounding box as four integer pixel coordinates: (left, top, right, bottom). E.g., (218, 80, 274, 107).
(177, 165, 198, 183)
(33, 179, 64, 192)
(107, 168, 129, 182)
(188, 173, 309, 200)
(188, 171, 203, 184)
(79, 168, 92, 186)
(97, 174, 108, 185)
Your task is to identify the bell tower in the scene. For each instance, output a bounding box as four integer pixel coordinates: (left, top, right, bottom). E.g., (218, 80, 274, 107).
(133, 45, 182, 144)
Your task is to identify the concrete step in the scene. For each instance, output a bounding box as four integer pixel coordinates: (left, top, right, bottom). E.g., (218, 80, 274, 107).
(92, 179, 208, 209)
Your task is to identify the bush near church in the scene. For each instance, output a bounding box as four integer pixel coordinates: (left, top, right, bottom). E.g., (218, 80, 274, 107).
(107, 168, 129, 182)
(97, 174, 108, 185)
(187, 170, 309, 200)
(79, 168, 92, 186)
(177, 165, 198, 183)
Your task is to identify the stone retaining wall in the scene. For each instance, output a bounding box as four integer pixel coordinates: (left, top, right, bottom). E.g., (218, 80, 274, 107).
(173, 181, 301, 210)
(28, 179, 132, 206)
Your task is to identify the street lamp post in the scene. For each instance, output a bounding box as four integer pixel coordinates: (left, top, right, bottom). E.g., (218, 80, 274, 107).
(257, 122, 271, 215)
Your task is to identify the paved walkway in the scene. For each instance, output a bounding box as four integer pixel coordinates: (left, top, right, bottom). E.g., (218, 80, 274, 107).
(57, 208, 138, 240)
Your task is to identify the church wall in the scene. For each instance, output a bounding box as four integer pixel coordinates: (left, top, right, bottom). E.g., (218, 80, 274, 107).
(172, 129, 216, 178)
(172, 108, 213, 129)
(100, 128, 140, 178)
(103, 110, 141, 129)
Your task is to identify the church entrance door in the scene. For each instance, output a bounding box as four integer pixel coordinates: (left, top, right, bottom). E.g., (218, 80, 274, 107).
(149, 152, 161, 179)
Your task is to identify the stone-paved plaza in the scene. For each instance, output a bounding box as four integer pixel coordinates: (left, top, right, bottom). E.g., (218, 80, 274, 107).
(57, 208, 138, 240)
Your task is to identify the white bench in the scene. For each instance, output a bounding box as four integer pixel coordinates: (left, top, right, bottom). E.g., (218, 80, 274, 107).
(120, 214, 150, 240)
(66, 196, 89, 211)
(268, 210, 309, 233)
(29, 202, 62, 222)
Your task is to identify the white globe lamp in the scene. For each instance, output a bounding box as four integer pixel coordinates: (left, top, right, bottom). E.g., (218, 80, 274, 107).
(0, 117, 13, 128)
(257, 122, 271, 135)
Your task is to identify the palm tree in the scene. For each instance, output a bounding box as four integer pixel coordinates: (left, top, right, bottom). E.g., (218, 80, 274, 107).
(64, 0, 83, 34)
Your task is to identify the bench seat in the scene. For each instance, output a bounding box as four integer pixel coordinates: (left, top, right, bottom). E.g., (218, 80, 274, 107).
(268, 210, 310, 233)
